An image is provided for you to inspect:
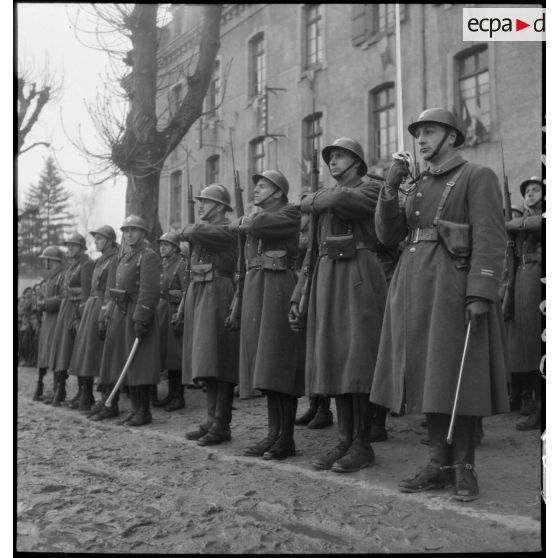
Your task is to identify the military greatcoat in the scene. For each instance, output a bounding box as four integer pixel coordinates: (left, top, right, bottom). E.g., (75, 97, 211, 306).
(238, 202, 304, 397)
(99, 241, 161, 386)
(37, 266, 65, 369)
(370, 154, 509, 417)
(181, 221, 239, 385)
(292, 176, 388, 395)
(505, 211, 542, 373)
(69, 245, 119, 377)
(157, 251, 188, 371)
(49, 253, 94, 373)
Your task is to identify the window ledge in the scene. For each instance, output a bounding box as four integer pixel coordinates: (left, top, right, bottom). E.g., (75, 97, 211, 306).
(300, 63, 326, 81)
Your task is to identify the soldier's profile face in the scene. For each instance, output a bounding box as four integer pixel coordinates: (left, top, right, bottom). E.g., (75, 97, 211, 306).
(327, 149, 357, 178)
(253, 179, 278, 206)
(159, 242, 175, 258)
(198, 198, 219, 220)
(524, 183, 542, 207)
(66, 244, 82, 258)
(93, 234, 108, 252)
(122, 228, 144, 246)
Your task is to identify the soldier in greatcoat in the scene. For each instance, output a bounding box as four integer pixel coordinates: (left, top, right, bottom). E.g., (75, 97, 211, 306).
(32, 246, 65, 401)
(227, 171, 303, 460)
(179, 184, 239, 445)
(46, 233, 94, 407)
(67, 226, 119, 412)
(152, 231, 189, 412)
(370, 108, 509, 501)
(290, 138, 388, 473)
(293, 214, 334, 430)
(503, 176, 543, 431)
(94, 215, 161, 426)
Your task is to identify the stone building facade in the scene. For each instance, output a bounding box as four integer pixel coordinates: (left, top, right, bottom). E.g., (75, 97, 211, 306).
(156, 4, 543, 230)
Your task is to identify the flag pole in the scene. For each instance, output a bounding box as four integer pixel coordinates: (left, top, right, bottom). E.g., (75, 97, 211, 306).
(395, 4, 404, 152)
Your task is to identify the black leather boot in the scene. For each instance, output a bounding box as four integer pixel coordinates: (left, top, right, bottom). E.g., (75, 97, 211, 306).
(243, 391, 281, 456)
(399, 413, 453, 492)
(68, 377, 84, 409)
(294, 396, 318, 426)
(307, 396, 333, 429)
(370, 403, 388, 442)
(85, 388, 107, 416)
(198, 381, 234, 446)
(165, 370, 186, 412)
(516, 401, 541, 431)
(33, 368, 47, 401)
(43, 372, 59, 405)
(312, 394, 353, 470)
(52, 371, 68, 407)
(78, 377, 96, 411)
(509, 373, 524, 412)
(149, 384, 159, 406)
(263, 394, 297, 460)
(332, 394, 375, 473)
(89, 385, 119, 420)
(474, 417, 484, 445)
(449, 415, 479, 502)
(186, 380, 218, 440)
(128, 385, 152, 426)
(119, 385, 139, 424)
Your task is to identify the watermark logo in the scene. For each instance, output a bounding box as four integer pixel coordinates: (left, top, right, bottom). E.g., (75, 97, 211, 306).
(463, 8, 545, 41)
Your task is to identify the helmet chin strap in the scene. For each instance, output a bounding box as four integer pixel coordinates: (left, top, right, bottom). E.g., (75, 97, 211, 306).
(254, 187, 278, 207)
(330, 160, 359, 180)
(425, 127, 451, 162)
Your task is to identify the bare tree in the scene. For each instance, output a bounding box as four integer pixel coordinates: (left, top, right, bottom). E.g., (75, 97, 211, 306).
(17, 59, 62, 156)
(69, 4, 223, 239)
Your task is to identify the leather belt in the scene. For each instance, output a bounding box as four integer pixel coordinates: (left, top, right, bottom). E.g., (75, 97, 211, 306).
(317, 240, 376, 257)
(246, 256, 293, 271)
(518, 253, 542, 265)
(407, 228, 440, 243)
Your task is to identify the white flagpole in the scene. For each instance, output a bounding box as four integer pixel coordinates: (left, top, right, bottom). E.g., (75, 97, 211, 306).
(395, 4, 404, 152)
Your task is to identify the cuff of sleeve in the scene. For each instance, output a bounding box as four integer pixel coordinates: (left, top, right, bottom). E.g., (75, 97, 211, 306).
(466, 275, 502, 303)
(380, 192, 401, 218)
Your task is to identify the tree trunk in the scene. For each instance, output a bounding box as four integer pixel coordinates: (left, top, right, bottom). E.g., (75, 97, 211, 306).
(125, 172, 163, 241)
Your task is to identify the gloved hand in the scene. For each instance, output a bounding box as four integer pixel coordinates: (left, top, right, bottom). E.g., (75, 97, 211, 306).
(465, 299, 490, 334)
(170, 312, 184, 336)
(98, 320, 107, 341)
(288, 302, 305, 333)
(134, 321, 150, 340)
(385, 159, 409, 193)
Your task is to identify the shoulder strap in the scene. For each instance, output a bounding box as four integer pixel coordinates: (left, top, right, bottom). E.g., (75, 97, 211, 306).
(433, 162, 468, 226)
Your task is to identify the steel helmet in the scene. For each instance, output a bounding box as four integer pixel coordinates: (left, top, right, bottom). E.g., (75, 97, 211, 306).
(321, 137, 367, 176)
(519, 176, 543, 198)
(408, 108, 465, 147)
(195, 184, 233, 211)
(120, 214, 148, 233)
(38, 245, 63, 262)
(90, 225, 116, 243)
(157, 231, 181, 250)
(252, 169, 290, 197)
(63, 233, 86, 248)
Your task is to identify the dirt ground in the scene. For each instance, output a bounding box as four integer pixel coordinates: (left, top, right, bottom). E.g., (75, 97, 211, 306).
(16, 364, 542, 553)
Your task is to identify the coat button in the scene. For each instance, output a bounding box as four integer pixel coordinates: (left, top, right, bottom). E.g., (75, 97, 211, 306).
(409, 247, 416, 253)
(416, 192, 423, 198)
(415, 210, 420, 216)
(423, 176, 428, 181)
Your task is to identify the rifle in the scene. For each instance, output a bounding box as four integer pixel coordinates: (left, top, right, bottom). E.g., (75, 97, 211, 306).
(297, 99, 320, 326)
(186, 152, 195, 225)
(500, 139, 516, 320)
(225, 129, 245, 330)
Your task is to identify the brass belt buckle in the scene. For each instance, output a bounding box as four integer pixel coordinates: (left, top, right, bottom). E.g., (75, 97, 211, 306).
(411, 228, 420, 243)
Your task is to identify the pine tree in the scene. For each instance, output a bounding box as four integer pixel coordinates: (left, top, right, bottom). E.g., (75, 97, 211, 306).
(18, 156, 75, 271)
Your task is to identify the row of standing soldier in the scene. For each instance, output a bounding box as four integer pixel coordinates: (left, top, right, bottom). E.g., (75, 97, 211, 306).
(30, 107, 542, 503)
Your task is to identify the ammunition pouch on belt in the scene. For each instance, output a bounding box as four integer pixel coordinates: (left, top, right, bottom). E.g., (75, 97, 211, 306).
(436, 220, 471, 270)
(191, 263, 214, 283)
(324, 234, 356, 260)
(247, 250, 289, 271)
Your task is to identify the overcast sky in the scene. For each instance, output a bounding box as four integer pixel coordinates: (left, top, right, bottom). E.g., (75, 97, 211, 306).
(17, 3, 126, 237)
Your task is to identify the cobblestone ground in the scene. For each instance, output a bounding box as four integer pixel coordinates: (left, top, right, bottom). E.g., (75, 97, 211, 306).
(17, 365, 542, 553)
